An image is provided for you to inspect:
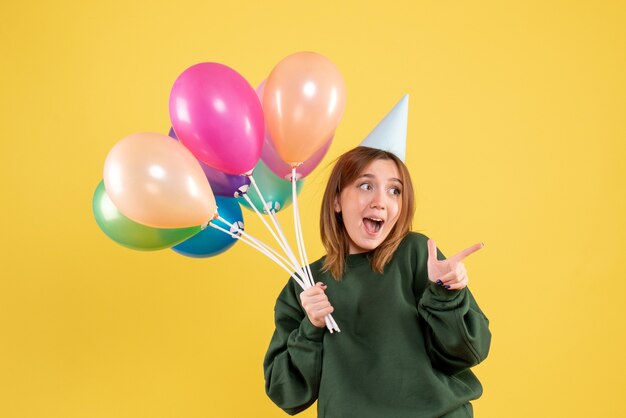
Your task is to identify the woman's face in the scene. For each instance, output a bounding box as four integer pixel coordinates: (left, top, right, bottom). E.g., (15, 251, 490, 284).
(334, 158, 403, 254)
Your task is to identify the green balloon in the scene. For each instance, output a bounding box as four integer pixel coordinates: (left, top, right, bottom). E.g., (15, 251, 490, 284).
(239, 160, 304, 214)
(92, 180, 201, 251)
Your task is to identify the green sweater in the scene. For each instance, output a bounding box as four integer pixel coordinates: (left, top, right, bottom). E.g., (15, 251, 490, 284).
(263, 232, 491, 418)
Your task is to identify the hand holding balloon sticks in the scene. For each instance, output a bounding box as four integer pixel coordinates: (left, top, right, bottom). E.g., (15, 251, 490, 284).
(214, 172, 340, 332)
(290, 167, 340, 332)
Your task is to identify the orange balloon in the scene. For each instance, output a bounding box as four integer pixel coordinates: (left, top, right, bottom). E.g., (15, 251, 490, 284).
(263, 51, 346, 165)
(103, 132, 216, 228)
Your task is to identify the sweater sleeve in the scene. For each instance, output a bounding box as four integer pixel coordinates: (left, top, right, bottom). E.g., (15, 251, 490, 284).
(417, 246, 492, 375)
(263, 279, 326, 415)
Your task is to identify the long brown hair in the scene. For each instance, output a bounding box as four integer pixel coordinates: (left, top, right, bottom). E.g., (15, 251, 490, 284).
(320, 146, 415, 280)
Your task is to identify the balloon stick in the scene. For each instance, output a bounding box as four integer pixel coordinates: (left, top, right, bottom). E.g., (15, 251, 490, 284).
(291, 167, 340, 333)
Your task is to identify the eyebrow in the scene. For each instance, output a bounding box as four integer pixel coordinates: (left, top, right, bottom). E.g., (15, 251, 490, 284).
(358, 173, 403, 185)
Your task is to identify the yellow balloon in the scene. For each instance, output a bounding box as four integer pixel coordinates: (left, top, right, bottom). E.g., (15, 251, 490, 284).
(103, 132, 216, 228)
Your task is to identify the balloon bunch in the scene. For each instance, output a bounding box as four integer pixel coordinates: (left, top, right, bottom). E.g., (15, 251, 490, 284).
(93, 52, 346, 332)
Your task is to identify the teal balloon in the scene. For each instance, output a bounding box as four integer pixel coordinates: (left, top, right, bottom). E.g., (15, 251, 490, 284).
(239, 160, 304, 214)
(92, 180, 201, 251)
(172, 196, 243, 258)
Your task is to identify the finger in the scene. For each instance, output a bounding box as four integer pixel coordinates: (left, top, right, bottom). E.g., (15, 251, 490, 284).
(304, 301, 330, 316)
(313, 305, 334, 318)
(454, 261, 466, 278)
(427, 239, 438, 263)
(446, 276, 468, 290)
(443, 269, 467, 289)
(304, 286, 326, 297)
(311, 300, 332, 311)
(308, 302, 333, 319)
(434, 269, 457, 285)
(449, 242, 484, 262)
(436, 266, 467, 286)
(300, 289, 322, 304)
(302, 282, 326, 292)
(302, 300, 330, 313)
(305, 294, 329, 305)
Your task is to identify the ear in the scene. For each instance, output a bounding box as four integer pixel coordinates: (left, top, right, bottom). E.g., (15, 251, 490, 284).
(334, 196, 341, 213)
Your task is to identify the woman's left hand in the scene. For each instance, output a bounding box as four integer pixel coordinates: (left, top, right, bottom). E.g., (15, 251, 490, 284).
(427, 239, 484, 290)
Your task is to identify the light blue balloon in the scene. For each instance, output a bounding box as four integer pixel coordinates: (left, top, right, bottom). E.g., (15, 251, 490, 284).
(172, 196, 244, 258)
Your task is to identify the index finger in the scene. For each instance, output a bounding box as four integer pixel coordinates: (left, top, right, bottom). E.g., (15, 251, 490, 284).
(304, 285, 326, 296)
(449, 242, 484, 262)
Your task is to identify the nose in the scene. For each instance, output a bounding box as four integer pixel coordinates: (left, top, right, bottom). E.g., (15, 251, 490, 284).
(370, 190, 386, 210)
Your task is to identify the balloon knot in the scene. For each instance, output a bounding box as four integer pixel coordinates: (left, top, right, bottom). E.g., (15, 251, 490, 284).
(235, 184, 250, 197)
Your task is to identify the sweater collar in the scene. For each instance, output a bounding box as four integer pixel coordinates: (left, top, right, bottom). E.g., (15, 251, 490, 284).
(345, 251, 373, 267)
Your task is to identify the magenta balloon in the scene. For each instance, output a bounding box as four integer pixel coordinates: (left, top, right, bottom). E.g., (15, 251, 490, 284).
(256, 81, 332, 180)
(169, 63, 264, 175)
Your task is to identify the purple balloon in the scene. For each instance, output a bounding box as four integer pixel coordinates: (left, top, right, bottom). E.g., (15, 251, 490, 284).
(256, 80, 332, 180)
(169, 62, 264, 175)
(169, 128, 250, 197)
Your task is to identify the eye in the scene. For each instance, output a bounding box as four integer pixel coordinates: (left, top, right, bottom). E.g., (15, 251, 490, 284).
(358, 182, 373, 191)
(388, 187, 402, 196)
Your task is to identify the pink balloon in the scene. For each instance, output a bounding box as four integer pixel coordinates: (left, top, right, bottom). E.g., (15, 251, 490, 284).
(169, 63, 264, 175)
(256, 81, 332, 180)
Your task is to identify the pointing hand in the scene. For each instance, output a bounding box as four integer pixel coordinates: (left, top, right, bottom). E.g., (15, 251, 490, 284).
(427, 239, 484, 290)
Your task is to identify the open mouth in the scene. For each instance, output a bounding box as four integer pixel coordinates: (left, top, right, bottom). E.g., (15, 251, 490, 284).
(363, 217, 384, 234)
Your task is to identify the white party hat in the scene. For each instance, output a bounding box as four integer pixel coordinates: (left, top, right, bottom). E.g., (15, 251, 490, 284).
(358, 94, 409, 162)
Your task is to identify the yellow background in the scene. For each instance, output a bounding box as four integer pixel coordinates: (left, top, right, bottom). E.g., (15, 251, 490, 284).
(1, 0, 625, 417)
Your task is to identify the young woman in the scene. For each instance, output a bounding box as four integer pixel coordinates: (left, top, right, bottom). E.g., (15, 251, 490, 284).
(263, 146, 491, 418)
